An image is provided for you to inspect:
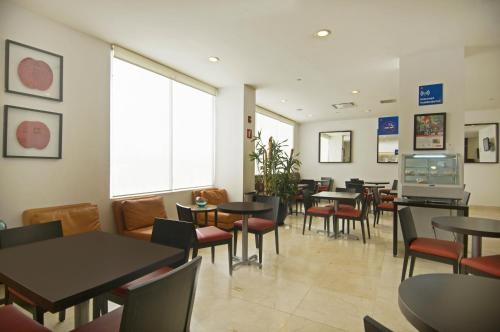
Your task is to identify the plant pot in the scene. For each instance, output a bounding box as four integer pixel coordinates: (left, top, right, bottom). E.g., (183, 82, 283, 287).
(277, 201, 288, 226)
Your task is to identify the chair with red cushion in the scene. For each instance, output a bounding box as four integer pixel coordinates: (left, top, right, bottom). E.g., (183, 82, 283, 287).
(293, 179, 317, 214)
(302, 190, 334, 235)
(233, 195, 280, 266)
(177, 203, 233, 275)
(398, 207, 462, 281)
(373, 189, 394, 227)
(461, 255, 500, 279)
(0, 305, 50, 332)
(380, 179, 397, 195)
(73, 256, 202, 332)
(93, 218, 194, 318)
(334, 195, 371, 244)
(0, 221, 66, 325)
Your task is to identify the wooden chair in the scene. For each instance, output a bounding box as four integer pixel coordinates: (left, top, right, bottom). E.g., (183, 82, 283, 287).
(363, 316, 392, 332)
(74, 256, 202, 332)
(335, 195, 371, 244)
(302, 190, 334, 235)
(398, 207, 462, 281)
(0, 221, 66, 325)
(0, 305, 50, 332)
(461, 255, 500, 279)
(233, 195, 280, 266)
(177, 203, 233, 275)
(94, 219, 195, 318)
(373, 189, 393, 227)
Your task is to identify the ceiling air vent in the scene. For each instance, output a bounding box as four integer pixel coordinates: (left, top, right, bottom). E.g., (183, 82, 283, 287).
(380, 99, 397, 104)
(332, 102, 356, 109)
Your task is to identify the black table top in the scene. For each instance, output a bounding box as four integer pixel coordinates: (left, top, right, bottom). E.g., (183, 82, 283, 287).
(218, 202, 272, 214)
(399, 274, 500, 332)
(312, 191, 360, 200)
(432, 216, 500, 238)
(393, 197, 468, 210)
(0, 231, 183, 312)
(365, 181, 390, 185)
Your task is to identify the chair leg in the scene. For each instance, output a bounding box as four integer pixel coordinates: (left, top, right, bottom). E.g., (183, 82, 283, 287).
(258, 235, 263, 268)
(34, 307, 44, 325)
(211, 246, 215, 264)
(401, 253, 409, 281)
(409, 256, 416, 277)
(347, 220, 350, 234)
(233, 229, 238, 256)
(353, 221, 355, 230)
(255, 234, 259, 249)
(192, 246, 199, 258)
(228, 241, 233, 276)
(58, 310, 66, 322)
(453, 262, 459, 274)
(326, 217, 330, 236)
(366, 217, 371, 239)
(342, 219, 345, 232)
(302, 214, 307, 234)
(360, 220, 366, 244)
(274, 228, 279, 255)
(308, 215, 312, 230)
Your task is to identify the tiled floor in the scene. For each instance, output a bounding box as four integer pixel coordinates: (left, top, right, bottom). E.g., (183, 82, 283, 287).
(5, 206, 500, 331)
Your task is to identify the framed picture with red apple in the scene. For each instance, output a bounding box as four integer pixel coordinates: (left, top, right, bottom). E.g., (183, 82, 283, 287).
(3, 105, 62, 159)
(5, 39, 63, 101)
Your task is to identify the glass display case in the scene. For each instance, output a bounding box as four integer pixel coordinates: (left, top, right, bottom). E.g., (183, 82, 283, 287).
(400, 153, 464, 200)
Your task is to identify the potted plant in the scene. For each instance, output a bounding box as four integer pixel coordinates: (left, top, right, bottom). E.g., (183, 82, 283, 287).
(250, 131, 301, 225)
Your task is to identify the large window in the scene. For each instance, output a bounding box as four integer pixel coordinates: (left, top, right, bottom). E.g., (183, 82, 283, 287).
(255, 112, 294, 154)
(110, 57, 214, 197)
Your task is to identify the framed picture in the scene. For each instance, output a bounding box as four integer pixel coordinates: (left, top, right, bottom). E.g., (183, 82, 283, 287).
(413, 112, 446, 150)
(5, 39, 63, 101)
(3, 105, 63, 159)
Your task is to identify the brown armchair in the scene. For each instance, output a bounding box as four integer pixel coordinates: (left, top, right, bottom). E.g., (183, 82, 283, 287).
(112, 195, 167, 241)
(22, 203, 101, 236)
(192, 188, 241, 230)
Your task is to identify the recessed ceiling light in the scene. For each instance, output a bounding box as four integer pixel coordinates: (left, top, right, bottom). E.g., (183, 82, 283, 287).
(281, 99, 287, 103)
(296, 108, 303, 112)
(316, 29, 331, 37)
(296, 78, 303, 82)
(351, 90, 360, 94)
(307, 114, 313, 118)
(208, 56, 220, 62)
(365, 109, 372, 113)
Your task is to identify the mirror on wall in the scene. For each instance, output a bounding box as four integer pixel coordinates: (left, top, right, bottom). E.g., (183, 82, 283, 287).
(464, 123, 499, 163)
(319, 131, 352, 163)
(377, 134, 399, 163)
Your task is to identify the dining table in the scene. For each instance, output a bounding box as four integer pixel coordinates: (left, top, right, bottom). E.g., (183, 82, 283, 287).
(432, 216, 500, 257)
(364, 181, 390, 186)
(0, 231, 184, 328)
(312, 191, 361, 238)
(399, 274, 500, 332)
(218, 202, 272, 269)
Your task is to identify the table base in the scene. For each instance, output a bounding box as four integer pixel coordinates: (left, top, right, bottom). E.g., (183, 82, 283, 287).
(232, 255, 261, 269)
(74, 300, 90, 328)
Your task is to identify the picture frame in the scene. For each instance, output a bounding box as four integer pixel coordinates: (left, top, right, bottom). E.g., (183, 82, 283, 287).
(413, 112, 446, 150)
(5, 39, 63, 101)
(3, 105, 63, 159)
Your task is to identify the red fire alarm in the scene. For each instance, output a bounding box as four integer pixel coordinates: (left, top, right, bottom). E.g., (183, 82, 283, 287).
(246, 129, 252, 139)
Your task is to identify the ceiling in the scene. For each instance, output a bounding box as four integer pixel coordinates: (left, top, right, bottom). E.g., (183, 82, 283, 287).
(11, 0, 500, 123)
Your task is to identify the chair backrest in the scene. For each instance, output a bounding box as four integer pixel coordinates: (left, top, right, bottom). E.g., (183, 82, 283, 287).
(302, 190, 314, 211)
(462, 191, 471, 205)
(350, 178, 364, 184)
(0, 220, 62, 249)
(320, 177, 334, 191)
(299, 179, 317, 192)
(176, 204, 195, 223)
(398, 207, 418, 249)
(253, 195, 280, 223)
(151, 219, 195, 268)
(336, 187, 355, 207)
(363, 316, 392, 332)
(120, 256, 202, 332)
(391, 179, 398, 190)
(112, 196, 165, 234)
(346, 181, 364, 193)
(372, 188, 381, 205)
(360, 194, 371, 220)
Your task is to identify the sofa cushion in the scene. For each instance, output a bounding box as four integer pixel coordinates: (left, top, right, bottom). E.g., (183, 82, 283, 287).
(200, 189, 228, 205)
(27, 204, 101, 236)
(123, 226, 154, 241)
(197, 211, 241, 230)
(122, 197, 166, 231)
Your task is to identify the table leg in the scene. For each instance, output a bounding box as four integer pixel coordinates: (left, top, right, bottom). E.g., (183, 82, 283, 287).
(393, 203, 398, 256)
(471, 236, 482, 257)
(204, 211, 208, 227)
(232, 214, 260, 269)
(74, 300, 90, 328)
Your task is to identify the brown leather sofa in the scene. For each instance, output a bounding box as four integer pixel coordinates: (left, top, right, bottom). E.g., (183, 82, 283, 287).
(192, 188, 241, 230)
(22, 203, 101, 236)
(112, 195, 167, 241)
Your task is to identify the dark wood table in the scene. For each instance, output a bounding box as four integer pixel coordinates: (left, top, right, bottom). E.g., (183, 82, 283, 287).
(399, 274, 500, 332)
(392, 198, 469, 256)
(190, 204, 218, 226)
(312, 191, 361, 238)
(365, 181, 390, 185)
(0, 231, 183, 328)
(218, 202, 272, 269)
(432, 216, 500, 257)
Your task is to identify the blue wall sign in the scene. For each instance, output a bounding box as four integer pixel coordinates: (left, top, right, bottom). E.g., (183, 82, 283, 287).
(419, 83, 443, 106)
(378, 116, 399, 135)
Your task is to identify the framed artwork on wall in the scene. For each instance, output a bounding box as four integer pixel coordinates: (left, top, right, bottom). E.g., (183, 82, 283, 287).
(413, 112, 446, 150)
(3, 105, 63, 159)
(5, 39, 63, 101)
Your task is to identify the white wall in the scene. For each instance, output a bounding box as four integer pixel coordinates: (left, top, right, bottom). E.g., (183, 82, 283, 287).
(298, 117, 398, 187)
(465, 109, 500, 206)
(0, 2, 193, 230)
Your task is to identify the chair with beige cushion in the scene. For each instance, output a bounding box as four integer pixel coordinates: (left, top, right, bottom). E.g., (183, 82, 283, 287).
(191, 188, 241, 230)
(112, 196, 167, 241)
(22, 203, 101, 236)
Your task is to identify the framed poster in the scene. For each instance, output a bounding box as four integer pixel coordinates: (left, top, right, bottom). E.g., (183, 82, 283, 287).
(5, 39, 63, 101)
(413, 112, 446, 150)
(3, 105, 63, 159)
